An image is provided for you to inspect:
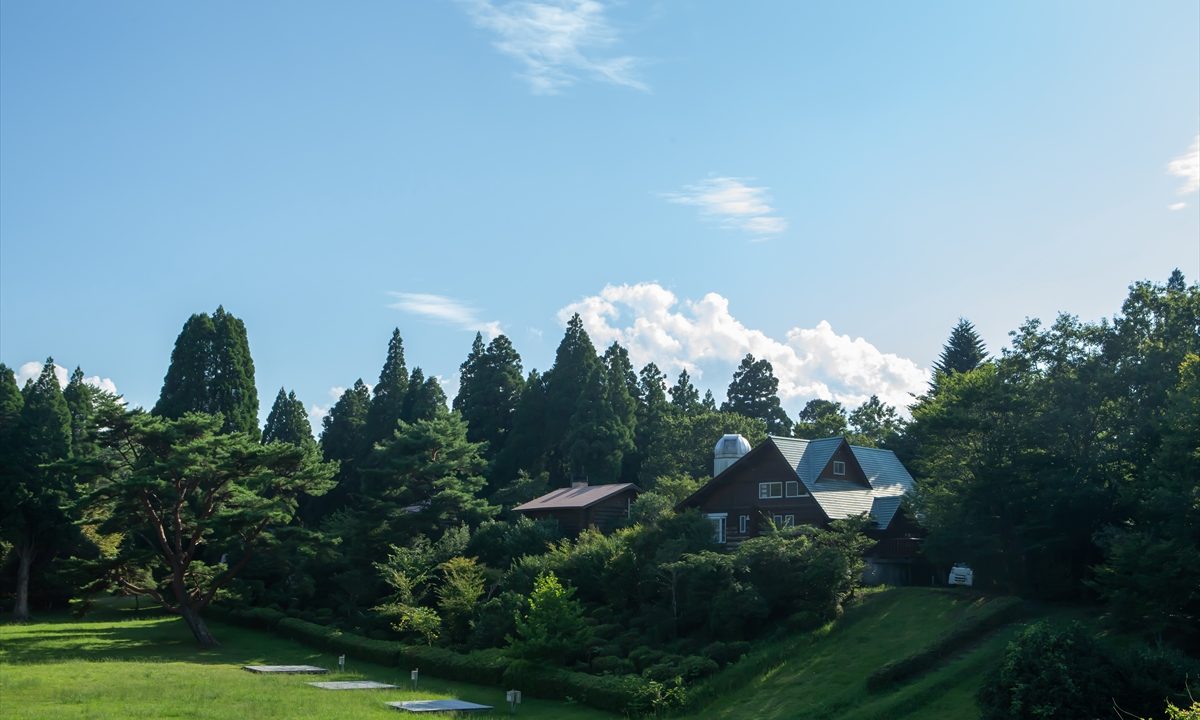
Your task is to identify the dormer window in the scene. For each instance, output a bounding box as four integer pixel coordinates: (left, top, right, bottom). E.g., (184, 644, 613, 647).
(833, 460, 846, 476)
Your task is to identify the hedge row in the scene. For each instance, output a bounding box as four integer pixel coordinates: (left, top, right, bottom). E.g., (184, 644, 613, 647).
(503, 659, 662, 716)
(865, 596, 1025, 692)
(395, 646, 509, 686)
(275, 617, 405, 667)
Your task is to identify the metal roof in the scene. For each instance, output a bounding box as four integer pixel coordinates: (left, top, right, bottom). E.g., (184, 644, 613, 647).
(770, 436, 913, 529)
(512, 483, 639, 512)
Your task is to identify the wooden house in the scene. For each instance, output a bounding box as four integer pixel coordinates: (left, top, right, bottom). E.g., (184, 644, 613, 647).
(512, 482, 640, 536)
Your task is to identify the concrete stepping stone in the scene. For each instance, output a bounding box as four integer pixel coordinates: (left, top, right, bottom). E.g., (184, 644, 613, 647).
(387, 699, 494, 713)
(243, 664, 328, 674)
(308, 681, 398, 690)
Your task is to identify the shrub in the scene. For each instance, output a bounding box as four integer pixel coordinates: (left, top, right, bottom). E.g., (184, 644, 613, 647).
(396, 646, 508, 686)
(628, 645, 665, 673)
(275, 617, 403, 666)
(642, 654, 718, 683)
(508, 571, 592, 664)
(977, 621, 1119, 720)
(502, 659, 658, 715)
(591, 655, 635, 675)
(701, 641, 750, 668)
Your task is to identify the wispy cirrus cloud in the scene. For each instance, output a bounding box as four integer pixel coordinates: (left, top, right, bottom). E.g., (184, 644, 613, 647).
(387, 292, 503, 338)
(663, 177, 788, 239)
(460, 0, 647, 95)
(1167, 134, 1199, 210)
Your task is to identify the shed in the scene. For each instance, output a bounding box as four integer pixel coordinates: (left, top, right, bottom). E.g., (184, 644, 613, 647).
(512, 482, 640, 535)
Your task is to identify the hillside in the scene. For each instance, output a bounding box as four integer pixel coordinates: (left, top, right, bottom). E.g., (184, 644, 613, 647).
(684, 587, 1025, 720)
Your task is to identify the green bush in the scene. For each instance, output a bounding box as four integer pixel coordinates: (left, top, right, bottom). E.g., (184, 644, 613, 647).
(502, 659, 658, 716)
(203, 604, 286, 631)
(590, 654, 635, 675)
(275, 618, 404, 666)
(395, 646, 508, 686)
(867, 596, 1023, 692)
(700, 641, 750, 668)
(642, 654, 718, 683)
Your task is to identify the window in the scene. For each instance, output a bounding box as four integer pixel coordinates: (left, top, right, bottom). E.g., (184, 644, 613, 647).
(783, 515, 795, 528)
(833, 460, 846, 476)
(773, 514, 783, 526)
(785, 480, 805, 497)
(758, 482, 783, 499)
(738, 515, 749, 534)
(707, 513, 727, 544)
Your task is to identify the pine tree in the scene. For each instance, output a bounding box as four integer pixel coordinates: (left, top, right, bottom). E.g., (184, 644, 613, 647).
(365, 329, 409, 446)
(932, 318, 988, 385)
(312, 379, 372, 518)
(453, 333, 487, 415)
(63, 367, 97, 457)
(492, 371, 549, 488)
(3, 359, 73, 620)
(263, 388, 317, 450)
(794, 399, 848, 438)
(632, 362, 671, 482)
(701, 389, 717, 411)
(721, 354, 792, 434)
(455, 334, 524, 458)
(543, 314, 601, 483)
(153, 307, 258, 436)
(669, 369, 701, 414)
(566, 364, 632, 484)
(401, 369, 447, 423)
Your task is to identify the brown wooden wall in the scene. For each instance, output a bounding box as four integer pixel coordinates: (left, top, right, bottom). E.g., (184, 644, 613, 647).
(816, 443, 869, 485)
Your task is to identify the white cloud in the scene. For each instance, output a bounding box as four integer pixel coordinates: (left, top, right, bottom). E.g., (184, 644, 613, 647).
(1168, 135, 1199, 196)
(14, 361, 119, 396)
(558, 283, 929, 413)
(387, 292, 503, 338)
(461, 0, 647, 95)
(1168, 201, 1188, 211)
(663, 177, 788, 238)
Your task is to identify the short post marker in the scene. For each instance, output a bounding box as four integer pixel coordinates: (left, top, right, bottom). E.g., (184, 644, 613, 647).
(411, 668, 419, 691)
(506, 689, 522, 715)
(338, 654, 345, 673)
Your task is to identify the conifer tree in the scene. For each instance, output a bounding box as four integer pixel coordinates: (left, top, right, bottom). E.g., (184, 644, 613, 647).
(632, 362, 671, 482)
(566, 364, 632, 484)
(366, 329, 409, 446)
(543, 314, 601, 483)
(669, 369, 702, 414)
(455, 334, 524, 458)
(263, 387, 317, 450)
(492, 371, 549, 488)
(722, 354, 791, 434)
(602, 343, 638, 440)
(401, 369, 447, 423)
(313, 379, 372, 517)
(701, 389, 717, 411)
(794, 399, 849, 438)
(153, 307, 259, 436)
(3, 359, 73, 620)
(63, 367, 97, 457)
(453, 333, 487, 415)
(932, 318, 988, 385)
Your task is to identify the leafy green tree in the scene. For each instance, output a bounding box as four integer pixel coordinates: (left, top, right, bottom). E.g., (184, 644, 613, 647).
(721, 355, 791, 434)
(437, 556, 485, 644)
(640, 410, 768, 484)
(311, 379, 372, 519)
(401, 368, 447, 423)
(669, 369, 702, 414)
(2, 359, 73, 620)
(509, 571, 592, 664)
(794, 399, 848, 438)
(262, 388, 316, 450)
(847, 395, 903, 447)
(931, 318, 988, 389)
(566, 364, 633, 484)
(491, 371, 549, 488)
(153, 307, 259, 436)
(365, 329, 409, 447)
(81, 412, 335, 646)
(454, 334, 524, 460)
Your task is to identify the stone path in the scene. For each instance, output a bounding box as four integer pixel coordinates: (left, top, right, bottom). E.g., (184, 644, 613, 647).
(242, 664, 328, 674)
(387, 699, 494, 713)
(308, 681, 398, 690)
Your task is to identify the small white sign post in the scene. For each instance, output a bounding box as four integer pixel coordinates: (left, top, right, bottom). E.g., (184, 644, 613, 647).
(410, 668, 419, 691)
(338, 654, 345, 673)
(506, 690, 522, 715)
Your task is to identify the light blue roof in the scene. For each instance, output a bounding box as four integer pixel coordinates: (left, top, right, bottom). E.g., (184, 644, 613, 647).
(769, 436, 914, 529)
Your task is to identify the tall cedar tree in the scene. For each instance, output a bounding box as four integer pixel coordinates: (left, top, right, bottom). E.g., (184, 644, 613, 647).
(795, 399, 849, 438)
(603, 343, 639, 481)
(669, 369, 702, 414)
(263, 388, 317, 450)
(311, 379, 372, 519)
(492, 371, 549, 489)
(454, 334, 524, 460)
(722, 354, 792, 435)
(401, 368, 447, 423)
(931, 318, 988, 388)
(63, 367, 97, 457)
(83, 412, 334, 646)
(633, 363, 672, 484)
(543, 315, 601, 484)
(566, 363, 634, 484)
(362, 413, 497, 546)
(2, 359, 73, 620)
(365, 329, 409, 446)
(153, 307, 259, 436)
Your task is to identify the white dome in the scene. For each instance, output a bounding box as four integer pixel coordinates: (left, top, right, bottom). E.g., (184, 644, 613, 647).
(714, 433, 752, 458)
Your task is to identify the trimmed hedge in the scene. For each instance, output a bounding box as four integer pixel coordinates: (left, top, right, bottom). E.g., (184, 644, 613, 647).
(395, 646, 508, 686)
(503, 659, 657, 716)
(203, 604, 287, 631)
(276, 617, 404, 667)
(866, 596, 1025, 692)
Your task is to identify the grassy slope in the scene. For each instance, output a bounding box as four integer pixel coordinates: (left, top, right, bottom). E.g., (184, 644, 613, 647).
(685, 588, 1020, 720)
(0, 609, 614, 720)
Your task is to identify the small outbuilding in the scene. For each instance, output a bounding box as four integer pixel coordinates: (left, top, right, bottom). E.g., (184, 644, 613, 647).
(512, 482, 640, 536)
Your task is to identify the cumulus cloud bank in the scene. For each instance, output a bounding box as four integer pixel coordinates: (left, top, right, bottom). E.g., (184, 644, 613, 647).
(1167, 134, 1199, 209)
(14, 361, 119, 396)
(461, 0, 647, 95)
(558, 283, 929, 413)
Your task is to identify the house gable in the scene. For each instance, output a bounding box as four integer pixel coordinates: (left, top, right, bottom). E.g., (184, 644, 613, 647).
(815, 440, 870, 487)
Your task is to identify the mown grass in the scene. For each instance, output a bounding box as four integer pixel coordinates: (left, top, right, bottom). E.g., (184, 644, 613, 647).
(0, 605, 614, 719)
(686, 587, 1019, 720)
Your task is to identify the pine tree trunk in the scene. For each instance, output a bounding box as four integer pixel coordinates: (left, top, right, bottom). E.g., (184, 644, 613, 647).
(12, 542, 35, 622)
(179, 604, 219, 648)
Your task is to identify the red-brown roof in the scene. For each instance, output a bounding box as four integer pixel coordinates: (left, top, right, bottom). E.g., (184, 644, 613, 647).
(512, 483, 639, 512)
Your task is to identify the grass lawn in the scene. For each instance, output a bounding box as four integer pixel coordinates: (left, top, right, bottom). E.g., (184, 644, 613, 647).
(687, 588, 1020, 720)
(0, 604, 615, 720)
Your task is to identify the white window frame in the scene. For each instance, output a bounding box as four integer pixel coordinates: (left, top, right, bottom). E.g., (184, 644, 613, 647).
(707, 513, 728, 544)
(772, 514, 784, 526)
(785, 480, 805, 497)
(833, 460, 846, 476)
(758, 481, 783, 499)
(738, 515, 749, 534)
(783, 514, 795, 528)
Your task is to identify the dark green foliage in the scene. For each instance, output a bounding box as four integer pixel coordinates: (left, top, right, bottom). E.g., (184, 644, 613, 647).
(794, 399, 848, 439)
(401, 368, 447, 423)
(721, 355, 791, 434)
(509, 571, 592, 664)
(454, 333, 524, 461)
(631, 362, 672, 484)
(639, 410, 767, 483)
(80, 412, 336, 646)
(262, 388, 317, 450)
(153, 307, 260, 436)
(465, 517, 561, 569)
(397, 645, 509, 685)
(977, 622, 1120, 720)
(543, 314, 601, 483)
(62, 367, 97, 457)
(311, 379, 371, 519)
(365, 329, 409, 447)
(669, 369, 701, 414)
(19, 358, 72, 462)
(847, 395, 904, 447)
(491, 371, 549, 487)
(276, 617, 404, 666)
(932, 318, 988, 386)
(866, 596, 1025, 692)
(566, 363, 634, 484)
(502, 659, 669, 716)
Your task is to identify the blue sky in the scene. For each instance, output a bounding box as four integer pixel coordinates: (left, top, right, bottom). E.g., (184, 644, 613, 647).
(2, 1, 1197, 427)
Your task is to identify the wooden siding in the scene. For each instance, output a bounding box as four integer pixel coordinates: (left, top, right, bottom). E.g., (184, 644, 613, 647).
(520, 488, 636, 536)
(689, 445, 826, 543)
(816, 442, 870, 485)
